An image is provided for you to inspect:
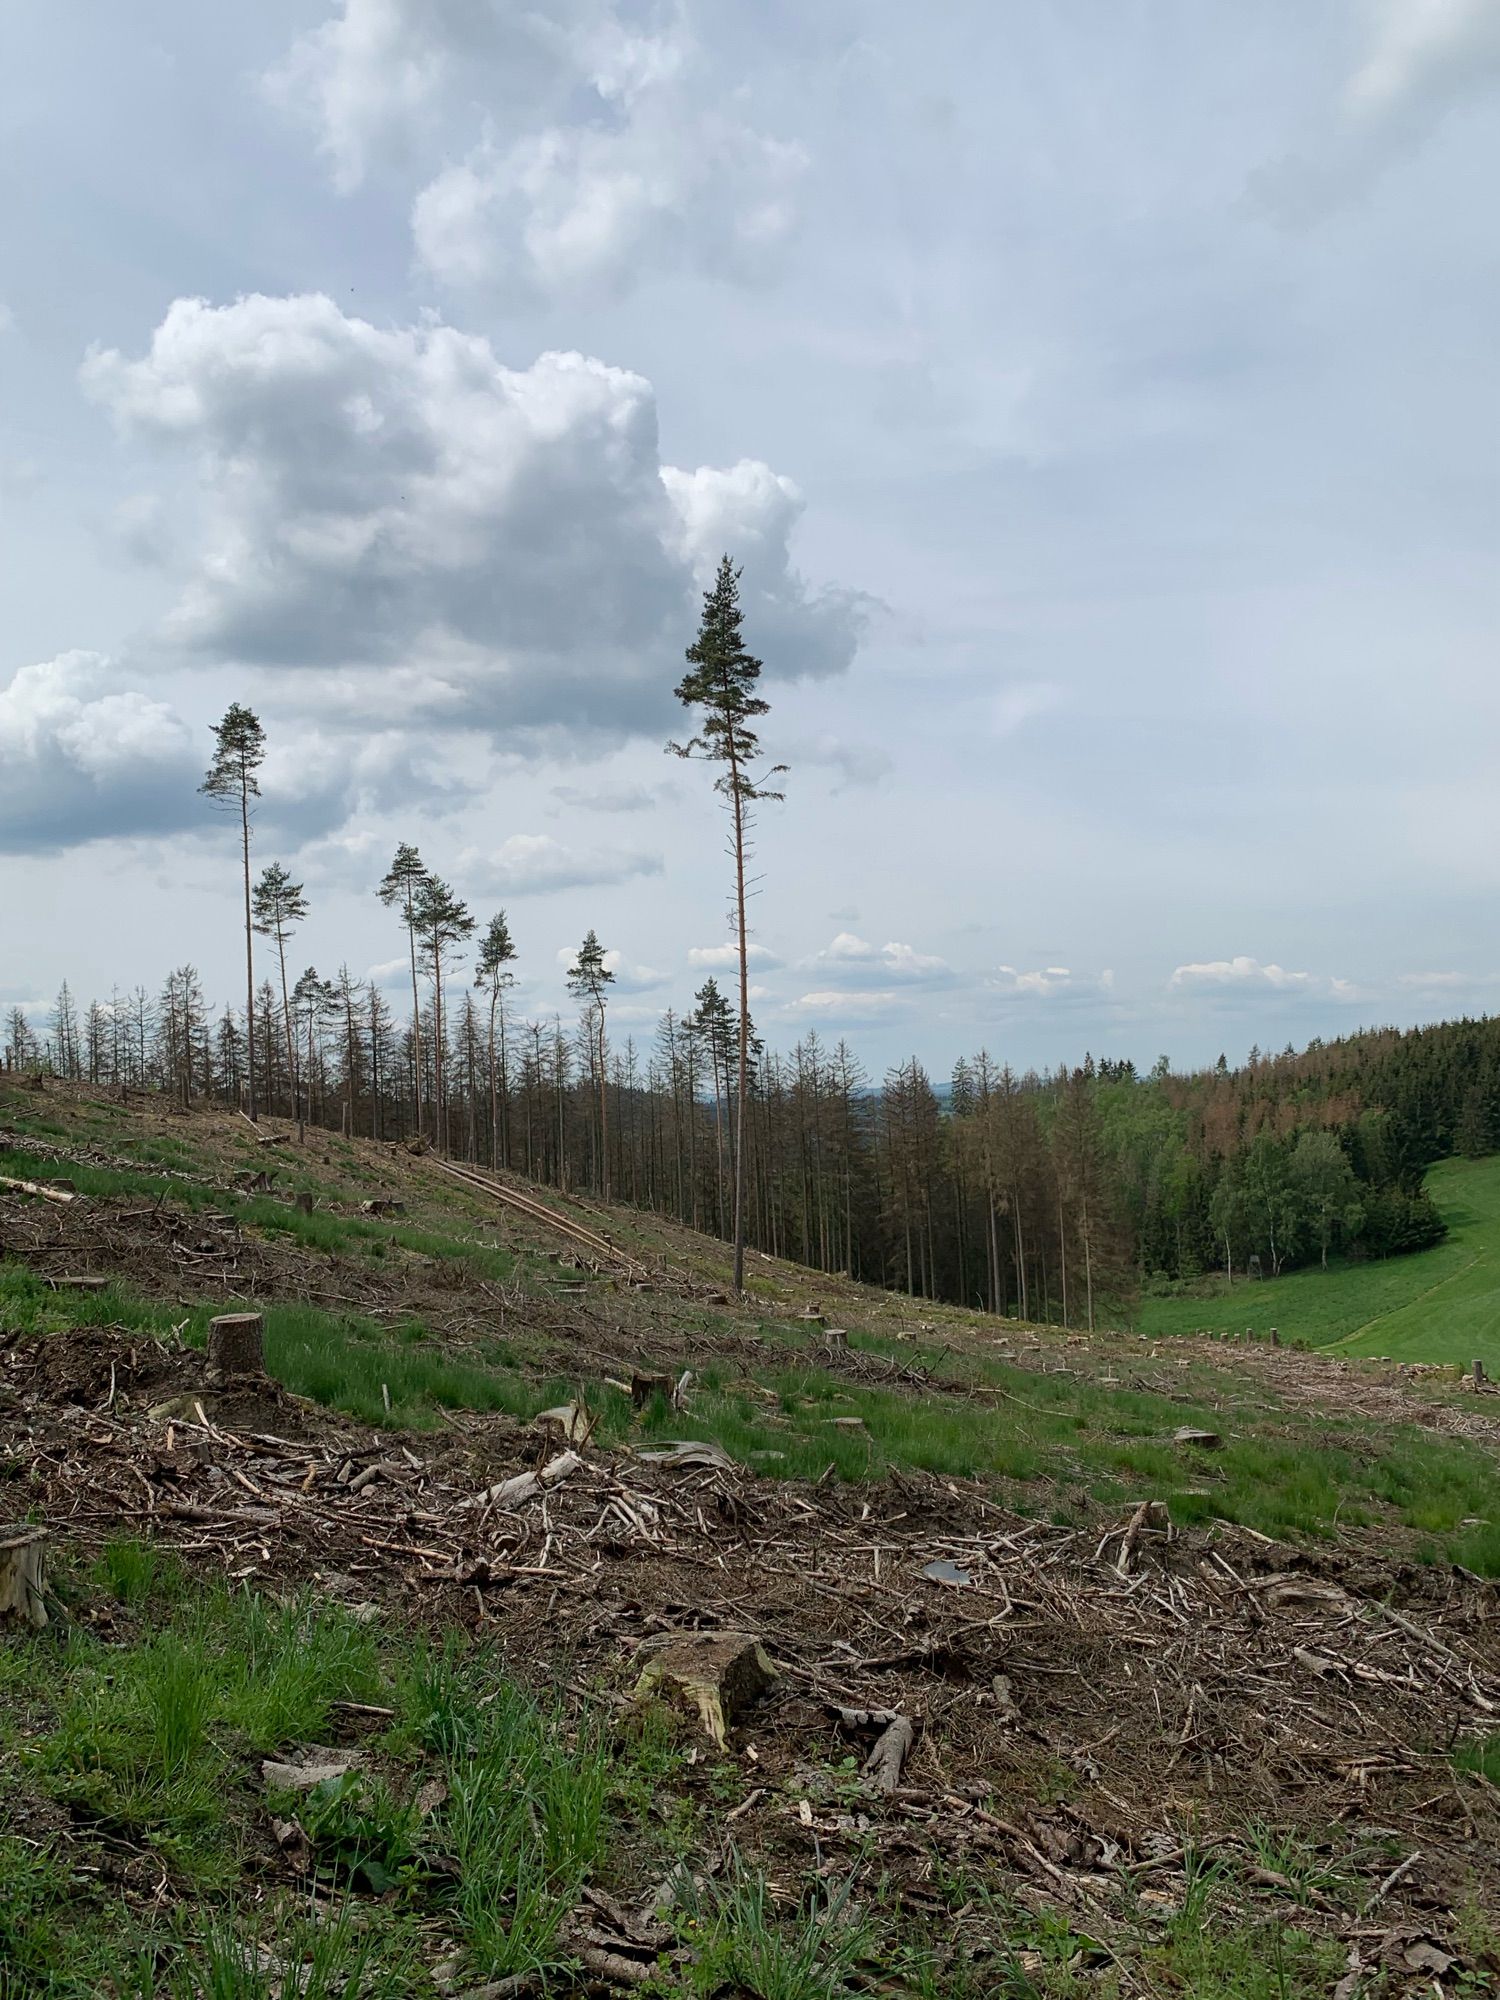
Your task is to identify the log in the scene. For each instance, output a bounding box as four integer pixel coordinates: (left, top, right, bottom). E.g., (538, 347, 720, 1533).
(0, 1175, 74, 1205)
(206, 1312, 265, 1385)
(0, 1526, 49, 1630)
(45, 1276, 108, 1293)
(469, 1448, 582, 1512)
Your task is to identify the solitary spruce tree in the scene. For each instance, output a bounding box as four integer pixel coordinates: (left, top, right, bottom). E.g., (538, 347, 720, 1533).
(377, 845, 431, 1143)
(200, 704, 266, 1120)
(670, 556, 784, 1292)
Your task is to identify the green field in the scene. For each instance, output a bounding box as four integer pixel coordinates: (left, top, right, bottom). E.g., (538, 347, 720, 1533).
(1135, 1153, 1500, 1365)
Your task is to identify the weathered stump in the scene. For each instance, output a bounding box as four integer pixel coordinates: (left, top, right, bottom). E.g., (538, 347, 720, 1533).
(206, 1312, 265, 1386)
(1475, 1359, 1487, 1388)
(634, 1630, 776, 1748)
(0, 1526, 49, 1630)
(631, 1369, 671, 1409)
(293, 1191, 315, 1215)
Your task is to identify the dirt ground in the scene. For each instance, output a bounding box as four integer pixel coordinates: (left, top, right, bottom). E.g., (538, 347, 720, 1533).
(4, 1088, 1500, 1993)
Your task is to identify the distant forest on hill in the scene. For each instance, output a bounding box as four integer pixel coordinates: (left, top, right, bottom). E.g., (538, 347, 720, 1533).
(9, 963, 1494, 1327)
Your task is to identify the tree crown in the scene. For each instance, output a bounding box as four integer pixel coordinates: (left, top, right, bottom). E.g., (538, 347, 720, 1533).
(200, 703, 266, 806)
(669, 556, 784, 802)
(377, 843, 428, 912)
(251, 862, 308, 938)
(476, 911, 517, 989)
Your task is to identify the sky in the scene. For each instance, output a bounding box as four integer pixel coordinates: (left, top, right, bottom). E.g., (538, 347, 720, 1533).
(2, 0, 1498, 1078)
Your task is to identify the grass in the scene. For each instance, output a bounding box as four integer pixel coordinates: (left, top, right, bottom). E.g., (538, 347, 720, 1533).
(0, 1261, 572, 1431)
(1135, 1154, 1500, 1366)
(3, 1543, 1495, 1999)
(9, 1234, 1500, 1568)
(0, 1573, 624, 1995)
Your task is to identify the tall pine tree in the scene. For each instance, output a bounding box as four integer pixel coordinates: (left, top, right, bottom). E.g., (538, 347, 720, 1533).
(670, 556, 784, 1293)
(200, 704, 266, 1119)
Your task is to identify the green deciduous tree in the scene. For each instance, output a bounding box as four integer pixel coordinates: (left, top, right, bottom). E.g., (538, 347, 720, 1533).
(670, 555, 785, 1293)
(200, 703, 266, 1119)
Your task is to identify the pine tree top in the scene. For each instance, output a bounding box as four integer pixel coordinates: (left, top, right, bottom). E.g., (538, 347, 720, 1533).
(669, 556, 783, 801)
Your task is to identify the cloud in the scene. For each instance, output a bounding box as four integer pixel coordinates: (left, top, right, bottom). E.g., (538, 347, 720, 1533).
(1256, 0, 1500, 219)
(459, 832, 662, 896)
(83, 294, 861, 747)
(1169, 956, 1311, 992)
(1168, 956, 1362, 1003)
(412, 115, 804, 302)
(687, 941, 784, 971)
(784, 989, 906, 1024)
(0, 304, 13, 335)
(268, 0, 805, 300)
(805, 932, 953, 985)
(0, 652, 201, 853)
(988, 965, 1114, 1002)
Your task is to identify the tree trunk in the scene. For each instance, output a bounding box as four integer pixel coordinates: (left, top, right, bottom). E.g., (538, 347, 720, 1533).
(240, 783, 257, 1122)
(726, 757, 751, 1293)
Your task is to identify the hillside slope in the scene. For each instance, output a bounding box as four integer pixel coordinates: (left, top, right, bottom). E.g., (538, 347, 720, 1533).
(1135, 1154, 1500, 1364)
(5, 1079, 1500, 1995)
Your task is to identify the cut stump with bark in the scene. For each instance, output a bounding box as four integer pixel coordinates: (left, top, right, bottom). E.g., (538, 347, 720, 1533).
(634, 1630, 776, 1747)
(0, 1526, 49, 1631)
(206, 1312, 265, 1386)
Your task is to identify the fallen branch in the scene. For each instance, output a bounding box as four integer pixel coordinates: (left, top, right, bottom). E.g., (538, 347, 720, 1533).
(469, 1449, 583, 1512)
(0, 1175, 75, 1204)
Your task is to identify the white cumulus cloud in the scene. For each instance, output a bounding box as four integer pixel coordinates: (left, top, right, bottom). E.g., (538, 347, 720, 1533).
(805, 932, 952, 985)
(83, 294, 860, 748)
(269, 0, 806, 300)
(687, 941, 783, 971)
(0, 652, 200, 853)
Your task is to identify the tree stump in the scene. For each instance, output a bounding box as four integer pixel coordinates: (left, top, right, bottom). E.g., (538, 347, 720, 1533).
(206, 1312, 265, 1386)
(293, 1191, 315, 1215)
(1269, 1328, 1280, 1347)
(1474, 1359, 1487, 1388)
(0, 1526, 49, 1630)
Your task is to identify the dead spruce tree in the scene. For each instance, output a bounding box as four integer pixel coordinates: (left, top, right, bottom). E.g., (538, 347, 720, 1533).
(476, 910, 517, 1169)
(377, 844, 431, 1142)
(566, 930, 615, 1199)
(413, 873, 474, 1156)
(670, 556, 784, 1293)
(200, 703, 266, 1119)
(251, 862, 309, 1138)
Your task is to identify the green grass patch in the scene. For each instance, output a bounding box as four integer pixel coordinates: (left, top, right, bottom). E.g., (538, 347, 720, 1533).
(1135, 1154, 1500, 1367)
(0, 1262, 559, 1431)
